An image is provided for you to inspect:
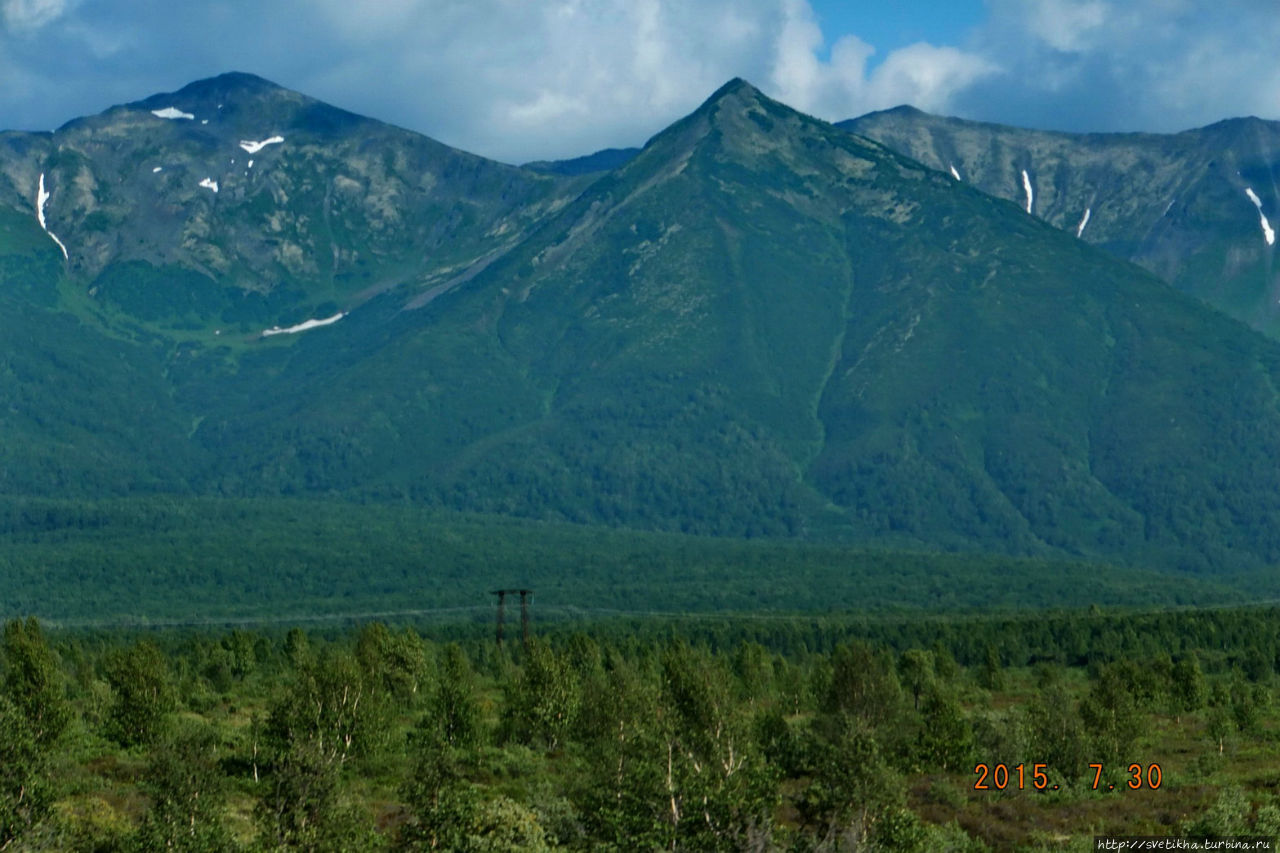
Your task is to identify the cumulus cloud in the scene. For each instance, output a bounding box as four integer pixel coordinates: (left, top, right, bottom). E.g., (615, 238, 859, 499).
(303, 0, 996, 158)
(299, 0, 784, 160)
(768, 0, 997, 119)
(0, 0, 998, 161)
(1023, 0, 1109, 53)
(1, 0, 1279, 162)
(960, 0, 1280, 132)
(2, 0, 73, 31)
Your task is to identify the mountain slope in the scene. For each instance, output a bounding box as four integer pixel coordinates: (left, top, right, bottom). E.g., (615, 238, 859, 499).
(840, 106, 1280, 338)
(524, 147, 643, 176)
(166, 80, 1280, 569)
(0, 207, 199, 495)
(0, 72, 585, 341)
(6, 77, 1280, 570)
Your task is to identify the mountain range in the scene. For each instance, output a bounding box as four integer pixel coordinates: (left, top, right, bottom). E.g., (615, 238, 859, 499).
(842, 106, 1280, 339)
(5, 72, 1280, 574)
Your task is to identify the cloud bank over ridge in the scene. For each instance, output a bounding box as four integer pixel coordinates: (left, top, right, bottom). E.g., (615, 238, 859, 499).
(1, 0, 1277, 163)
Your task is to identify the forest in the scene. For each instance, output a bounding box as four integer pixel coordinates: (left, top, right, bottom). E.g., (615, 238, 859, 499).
(2, 606, 1279, 850)
(1, 495, 1268, 628)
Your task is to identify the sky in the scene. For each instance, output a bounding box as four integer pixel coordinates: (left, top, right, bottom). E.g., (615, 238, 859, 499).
(3, 0, 1280, 164)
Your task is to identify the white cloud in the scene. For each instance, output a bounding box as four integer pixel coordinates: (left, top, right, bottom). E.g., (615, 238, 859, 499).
(222, 0, 993, 160)
(864, 43, 999, 112)
(769, 0, 828, 108)
(2, 0, 1280, 162)
(966, 0, 1280, 132)
(1025, 0, 1110, 52)
(298, 0, 781, 160)
(2, 0, 71, 31)
(768, 0, 996, 121)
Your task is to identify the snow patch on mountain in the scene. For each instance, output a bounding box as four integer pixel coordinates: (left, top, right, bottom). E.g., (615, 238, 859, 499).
(261, 313, 346, 337)
(1245, 187, 1275, 246)
(35, 173, 69, 260)
(47, 230, 69, 260)
(199, 178, 219, 193)
(248, 160, 254, 169)
(239, 136, 284, 154)
(151, 107, 194, 120)
(1021, 169, 1034, 214)
(36, 174, 50, 231)
(152, 166, 162, 173)
(1076, 208, 1091, 238)
(949, 164, 961, 181)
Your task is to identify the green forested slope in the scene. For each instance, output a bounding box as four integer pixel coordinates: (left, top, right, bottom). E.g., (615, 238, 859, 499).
(0, 208, 200, 495)
(5, 78, 1280, 573)
(174, 81, 1280, 568)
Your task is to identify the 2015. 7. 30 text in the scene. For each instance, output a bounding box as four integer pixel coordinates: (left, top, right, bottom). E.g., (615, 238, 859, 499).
(973, 763, 1162, 792)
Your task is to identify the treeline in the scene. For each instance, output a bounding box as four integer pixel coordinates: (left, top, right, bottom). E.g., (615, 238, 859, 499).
(3, 610, 1280, 850)
(499, 605, 1280, 674)
(0, 495, 1262, 626)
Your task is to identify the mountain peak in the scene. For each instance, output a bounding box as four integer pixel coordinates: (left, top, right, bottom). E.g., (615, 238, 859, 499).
(881, 104, 926, 117)
(700, 77, 765, 110)
(134, 71, 289, 111)
(115, 70, 376, 139)
(714, 77, 757, 95)
(634, 76, 776, 155)
(688, 77, 798, 137)
(1190, 114, 1277, 143)
(174, 71, 286, 97)
(680, 77, 768, 119)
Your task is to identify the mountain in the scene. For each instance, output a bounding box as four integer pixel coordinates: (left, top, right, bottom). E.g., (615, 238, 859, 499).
(175, 79, 1280, 568)
(0, 204, 201, 494)
(840, 106, 1280, 338)
(0, 72, 587, 340)
(524, 147, 643, 176)
(6, 75, 1280, 572)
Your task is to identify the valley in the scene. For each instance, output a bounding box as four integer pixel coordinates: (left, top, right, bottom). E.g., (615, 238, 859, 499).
(4, 71, 1280, 850)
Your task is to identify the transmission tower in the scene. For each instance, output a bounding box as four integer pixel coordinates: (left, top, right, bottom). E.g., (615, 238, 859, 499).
(490, 589, 532, 647)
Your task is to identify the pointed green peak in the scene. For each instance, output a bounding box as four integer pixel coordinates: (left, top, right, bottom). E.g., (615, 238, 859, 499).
(713, 77, 758, 96)
(700, 77, 764, 110)
(688, 77, 797, 135)
(635, 77, 771, 153)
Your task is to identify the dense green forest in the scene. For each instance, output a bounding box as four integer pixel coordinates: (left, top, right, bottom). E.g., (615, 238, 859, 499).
(0, 496, 1271, 627)
(3, 608, 1280, 850)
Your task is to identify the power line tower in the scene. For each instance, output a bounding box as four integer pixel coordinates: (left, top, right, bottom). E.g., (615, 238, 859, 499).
(490, 589, 532, 648)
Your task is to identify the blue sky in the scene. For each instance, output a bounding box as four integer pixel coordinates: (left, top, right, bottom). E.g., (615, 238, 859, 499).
(810, 0, 986, 63)
(3, 1, 1280, 163)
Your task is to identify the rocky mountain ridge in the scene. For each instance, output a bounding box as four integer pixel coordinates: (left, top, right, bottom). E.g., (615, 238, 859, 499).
(842, 105, 1280, 337)
(0, 72, 586, 339)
